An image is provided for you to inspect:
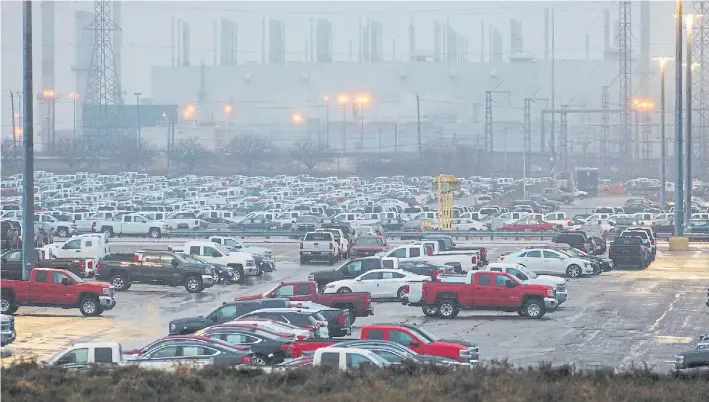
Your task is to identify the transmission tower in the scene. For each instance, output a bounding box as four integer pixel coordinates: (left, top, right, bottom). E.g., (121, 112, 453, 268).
(693, 0, 709, 169)
(83, 0, 125, 150)
(618, 0, 633, 170)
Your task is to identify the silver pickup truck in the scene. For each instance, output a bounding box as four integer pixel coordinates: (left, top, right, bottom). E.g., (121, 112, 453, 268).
(300, 231, 341, 265)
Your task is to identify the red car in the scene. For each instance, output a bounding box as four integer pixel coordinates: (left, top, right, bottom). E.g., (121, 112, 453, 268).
(499, 216, 557, 232)
(350, 235, 389, 258)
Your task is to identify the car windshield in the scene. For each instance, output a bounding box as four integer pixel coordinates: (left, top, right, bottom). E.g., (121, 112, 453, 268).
(66, 270, 85, 283)
(211, 243, 231, 255)
(516, 265, 537, 279)
(177, 253, 201, 264)
(299, 216, 318, 223)
(407, 326, 437, 344)
(355, 237, 384, 246)
(560, 248, 581, 257)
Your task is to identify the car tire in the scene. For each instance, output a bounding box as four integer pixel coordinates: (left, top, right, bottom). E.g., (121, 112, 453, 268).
(337, 287, 351, 293)
(523, 298, 546, 319)
(397, 287, 407, 300)
(57, 228, 69, 238)
(110, 273, 131, 291)
(300, 256, 307, 265)
(437, 299, 459, 319)
(184, 276, 203, 293)
(566, 264, 582, 278)
(79, 297, 101, 317)
(251, 353, 268, 366)
(422, 306, 439, 317)
(148, 228, 161, 239)
(517, 309, 527, 317)
(232, 267, 243, 283)
(1, 293, 17, 315)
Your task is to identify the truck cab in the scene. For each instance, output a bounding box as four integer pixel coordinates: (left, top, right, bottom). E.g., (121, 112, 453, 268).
(180, 241, 258, 276)
(313, 347, 390, 370)
(43, 233, 110, 261)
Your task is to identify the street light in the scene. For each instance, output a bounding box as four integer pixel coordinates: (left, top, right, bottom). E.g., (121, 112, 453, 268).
(291, 112, 303, 125)
(338, 95, 350, 154)
(354, 94, 371, 154)
(69, 92, 80, 140)
(39, 89, 56, 150)
(673, 0, 685, 237)
(684, 14, 702, 224)
(323, 96, 330, 148)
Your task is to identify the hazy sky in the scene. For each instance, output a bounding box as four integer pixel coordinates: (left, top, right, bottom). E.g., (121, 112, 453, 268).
(1, 1, 678, 131)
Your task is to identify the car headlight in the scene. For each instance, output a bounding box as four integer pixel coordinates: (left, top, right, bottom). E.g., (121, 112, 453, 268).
(547, 288, 555, 297)
(308, 274, 315, 281)
(325, 284, 335, 288)
(170, 323, 176, 331)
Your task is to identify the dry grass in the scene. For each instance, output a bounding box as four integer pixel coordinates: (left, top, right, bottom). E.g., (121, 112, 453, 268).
(2, 361, 709, 402)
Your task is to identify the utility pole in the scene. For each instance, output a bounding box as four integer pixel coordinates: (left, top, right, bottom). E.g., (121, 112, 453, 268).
(524, 96, 549, 177)
(416, 95, 422, 164)
(560, 105, 569, 171)
(10, 92, 17, 166)
(484, 89, 511, 170)
(134, 92, 142, 143)
(22, 0, 35, 281)
(324, 97, 330, 148)
(654, 57, 671, 206)
(394, 123, 398, 154)
(685, 14, 696, 224)
(674, 0, 685, 236)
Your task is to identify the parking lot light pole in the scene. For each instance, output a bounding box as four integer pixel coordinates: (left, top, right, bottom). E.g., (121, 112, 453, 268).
(653, 57, 672, 207)
(673, 0, 684, 237)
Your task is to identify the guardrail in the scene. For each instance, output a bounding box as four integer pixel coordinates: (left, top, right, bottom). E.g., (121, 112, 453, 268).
(152, 229, 709, 242)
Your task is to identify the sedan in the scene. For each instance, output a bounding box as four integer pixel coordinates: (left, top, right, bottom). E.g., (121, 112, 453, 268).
(323, 269, 430, 300)
(230, 318, 315, 339)
(498, 248, 595, 278)
(450, 218, 486, 231)
(196, 326, 292, 365)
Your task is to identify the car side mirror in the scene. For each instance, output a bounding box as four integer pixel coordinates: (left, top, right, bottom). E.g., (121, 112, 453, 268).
(409, 341, 420, 348)
(61, 277, 71, 286)
(171, 259, 179, 267)
(356, 278, 362, 281)
(506, 281, 516, 288)
(210, 315, 219, 322)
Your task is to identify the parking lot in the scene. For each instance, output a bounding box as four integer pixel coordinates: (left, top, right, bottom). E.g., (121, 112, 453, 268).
(4, 235, 709, 371)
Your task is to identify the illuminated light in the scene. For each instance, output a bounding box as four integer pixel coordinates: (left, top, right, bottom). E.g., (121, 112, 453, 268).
(355, 94, 371, 105)
(14, 128, 22, 137)
(337, 95, 350, 104)
(291, 112, 303, 124)
(41, 89, 56, 99)
(224, 104, 233, 114)
(69, 92, 80, 99)
(187, 104, 195, 112)
(323, 96, 330, 102)
(162, 113, 167, 118)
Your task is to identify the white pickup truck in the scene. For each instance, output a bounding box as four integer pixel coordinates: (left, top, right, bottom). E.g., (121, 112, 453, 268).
(176, 240, 259, 276)
(208, 236, 273, 259)
(93, 213, 169, 238)
(312, 347, 391, 370)
(35, 213, 77, 238)
(44, 342, 234, 371)
(300, 231, 341, 265)
(42, 233, 110, 262)
(377, 242, 480, 272)
(315, 228, 350, 260)
(75, 211, 119, 232)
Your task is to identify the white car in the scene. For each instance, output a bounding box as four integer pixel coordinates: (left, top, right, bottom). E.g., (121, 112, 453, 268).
(481, 263, 568, 304)
(322, 268, 430, 300)
(450, 218, 487, 231)
(498, 248, 595, 278)
(229, 318, 314, 339)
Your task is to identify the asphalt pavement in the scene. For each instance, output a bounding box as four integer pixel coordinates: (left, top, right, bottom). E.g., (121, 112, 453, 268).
(4, 194, 708, 371)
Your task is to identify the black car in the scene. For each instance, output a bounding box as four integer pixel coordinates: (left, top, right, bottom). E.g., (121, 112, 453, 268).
(308, 257, 384, 290)
(197, 326, 292, 365)
(168, 299, 291, 335)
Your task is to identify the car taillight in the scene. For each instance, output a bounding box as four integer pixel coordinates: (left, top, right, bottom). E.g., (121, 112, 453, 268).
(329, 242, 334, 249)
(316, 321, 327, 327)
(296, 335, 307, 340)
(299, 242, 303, 249)
(403, 285, 410, 293)
(87, 260, 93, 269)
(499, 256, 504, 261)
(97, 262, 102, 273)
(337, 314, 345, 325)
(92, 221, 96, 228)
(609, 246, 614, 253)
(167, 246, 173, 251)
(240, 355, 253, 365)
(79, 260, 85, 269)
(194, 220, 199, 226)
(134, 254, 140, 262)
(481, 249, 487, 257)
(567, 220, 571, 226)
(364, 294, 370, 304)
(471, 255, 477, 265)
(651, 239, 655, 245)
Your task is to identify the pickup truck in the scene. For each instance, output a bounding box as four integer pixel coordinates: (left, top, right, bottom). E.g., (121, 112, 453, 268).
(312, 346, 391, 370)
(233, 281, 374, 320)
(1, 314, 16, 346)
(608, 236, 650, 269)
(93, 213, 169, 238)
(35, 213, 77, 238)
(405, 263, 568, 306)
(173, 240, 259, 276)
(350, 235, 389, 258)
(308, 257, 395, 290)
(377, 242, 481, 272)
(300, 231, 341, 265)
(2, 249, 96, 278)
(315, 228, 350, 260)
(286, 324, 480, 365)
(42, 233, 110, 261)
(208, 236, 275, 273)
(44, 341, 252, 371)
(675, 336, 709, 370)
(97, 251, 215, 293)
(1, 267, 115, 316)
(406, 271, 557, 319)
(421, 235, 488, 267)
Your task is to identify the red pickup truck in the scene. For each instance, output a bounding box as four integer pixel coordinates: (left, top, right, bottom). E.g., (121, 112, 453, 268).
(234, 281, 374, 321)
(0, 267, 116, 317)
(414, 271, 557, 319)
(286, 323, 480, 364)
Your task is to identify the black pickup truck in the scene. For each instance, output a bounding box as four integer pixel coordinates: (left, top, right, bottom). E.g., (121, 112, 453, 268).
(97, 251, 215, 293)
(168, 298, 291, 335)
(308, 257, 384, 290)
(0, 249, 93, 278)
(608, 236, 649, 269)
(421, 235, 488, 267)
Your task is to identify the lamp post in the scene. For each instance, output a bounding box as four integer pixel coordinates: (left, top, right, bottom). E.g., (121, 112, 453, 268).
(653, 57, 672, 207)
(69, 92, 79, 141)
(323, 96, 330, 149)
(39, 88, 56, 151)
(223, 103, 233, 141)
(355, 95, 370, 155)
(684, 14, 701, 223)
(673, 0, 684, 237)
(134, 92, 142, 143)
(338, 95, 350, 154)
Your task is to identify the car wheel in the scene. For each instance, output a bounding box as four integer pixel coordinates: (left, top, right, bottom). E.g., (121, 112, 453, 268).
(232, 268, 243, 283)
(523, 298, 546, 319)
(79, 297, 100, 317)
(57, 228, 69, 238)
(1, 294, 17, 315)
(110, 273, 130, 291)
(184, 276, 203, 293)
(437, 299, 459, 319)
(397, 286, 406, 300)
(149, 228, 161, 239)
(566, 264, 581, 278)
(251, 354, 268, 366)
(422, 306, 439, 317)
(337, 287, 351, 293)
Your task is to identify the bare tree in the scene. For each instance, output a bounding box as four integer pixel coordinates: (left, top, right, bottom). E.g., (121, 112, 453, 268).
(171, 137, 210, 172)
(290, 139, 325, 173)
(1, 139, 19, 171)
(108, 136, 156, 171)
(224, 135, 271, 173)
(52, 138, 90, 170)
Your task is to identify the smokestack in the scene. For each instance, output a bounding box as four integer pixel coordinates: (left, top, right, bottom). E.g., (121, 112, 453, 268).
(310, 18, 314, 63)
(172, 19, 176, 66)
(182, 21, 191, 66)
(408, 20, 415, 60)
(481, 21, 485, 63)
(213, 19, 218, 66)
(544, 8, 549, 59)
(41, 0, 55, 151)
(604, 9, 610, 58)
(434, 21, 440, 62)
(73, 10, 93, 136)
(176, 19, 182, 66)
